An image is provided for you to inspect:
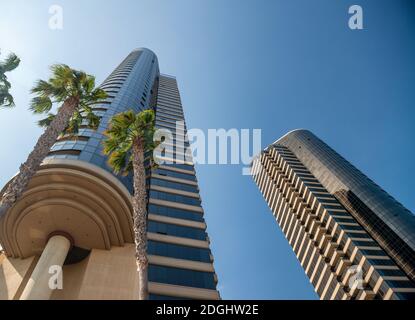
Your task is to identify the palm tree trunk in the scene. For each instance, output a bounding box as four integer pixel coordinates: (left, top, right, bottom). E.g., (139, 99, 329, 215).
(0, 96, 79, 218)
(132, 140, 149, 300)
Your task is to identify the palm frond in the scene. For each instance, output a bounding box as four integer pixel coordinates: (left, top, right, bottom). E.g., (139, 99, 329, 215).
(84, 88, 107, 105)
(65, 111, 83, 135)
(30, 96, 53, 113)
(0, 52, 20, 73)
(0, 51, 20, 108)
(0, 77, 11, 89)
(85, 111, 100, 130)
(82, 74, 95, 94)
(31, 79, 57, 96)
(0, 91, 15, 107)
(103, 108, 157, 175)
(30, 64, 106, 121)
(108, 150, 130, 175)
(38, 113, 56, 127)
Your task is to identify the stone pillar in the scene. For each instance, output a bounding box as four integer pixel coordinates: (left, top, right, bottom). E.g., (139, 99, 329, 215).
(20, 234, 71, 300)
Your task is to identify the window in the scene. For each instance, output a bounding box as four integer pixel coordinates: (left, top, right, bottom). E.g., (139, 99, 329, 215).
(152, 168, 197, 182)
(148, 221, 206, 240)
(150, 178, 198, 193)
(148, 204, 204, 222)
(149, 190, 201, 206)
(148, 241, 211, 262)
(148, 265, 216, 289)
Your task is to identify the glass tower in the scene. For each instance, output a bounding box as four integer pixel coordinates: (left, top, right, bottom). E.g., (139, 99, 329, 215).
(146, 75, 219, 299)
(252, 129, 415, 300)
(46, 48, 159, 193)
(0, 48, 219, 300)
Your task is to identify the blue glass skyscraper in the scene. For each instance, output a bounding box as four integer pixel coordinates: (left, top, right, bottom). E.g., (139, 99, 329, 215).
(0, 48, 219, 300)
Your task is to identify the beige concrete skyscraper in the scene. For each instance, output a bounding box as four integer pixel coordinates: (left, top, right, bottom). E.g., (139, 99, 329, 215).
(252, 129, 415, 300)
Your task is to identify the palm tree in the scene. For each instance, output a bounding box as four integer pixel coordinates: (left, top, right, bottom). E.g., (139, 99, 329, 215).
(0, 64, 107, 218)
(0, 50, 20, 108)
(103, 109, 157, 300)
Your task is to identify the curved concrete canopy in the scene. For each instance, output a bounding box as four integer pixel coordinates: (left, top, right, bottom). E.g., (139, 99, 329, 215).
(0, 159, 134, 258)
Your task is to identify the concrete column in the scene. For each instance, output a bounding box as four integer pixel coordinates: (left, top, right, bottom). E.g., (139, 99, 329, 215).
(20, 235, 71, 300)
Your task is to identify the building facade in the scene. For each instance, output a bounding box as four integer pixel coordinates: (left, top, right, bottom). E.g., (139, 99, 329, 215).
(0, 48, 219, 300)
(252, 129, 415, 300)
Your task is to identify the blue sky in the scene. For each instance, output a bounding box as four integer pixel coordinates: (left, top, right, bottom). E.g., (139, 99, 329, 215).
(1, 0, 414, 299)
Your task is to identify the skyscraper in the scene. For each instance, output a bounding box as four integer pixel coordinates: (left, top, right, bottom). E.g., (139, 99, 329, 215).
(251, 129, 415, 300)
(0, 48, 219, 300)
